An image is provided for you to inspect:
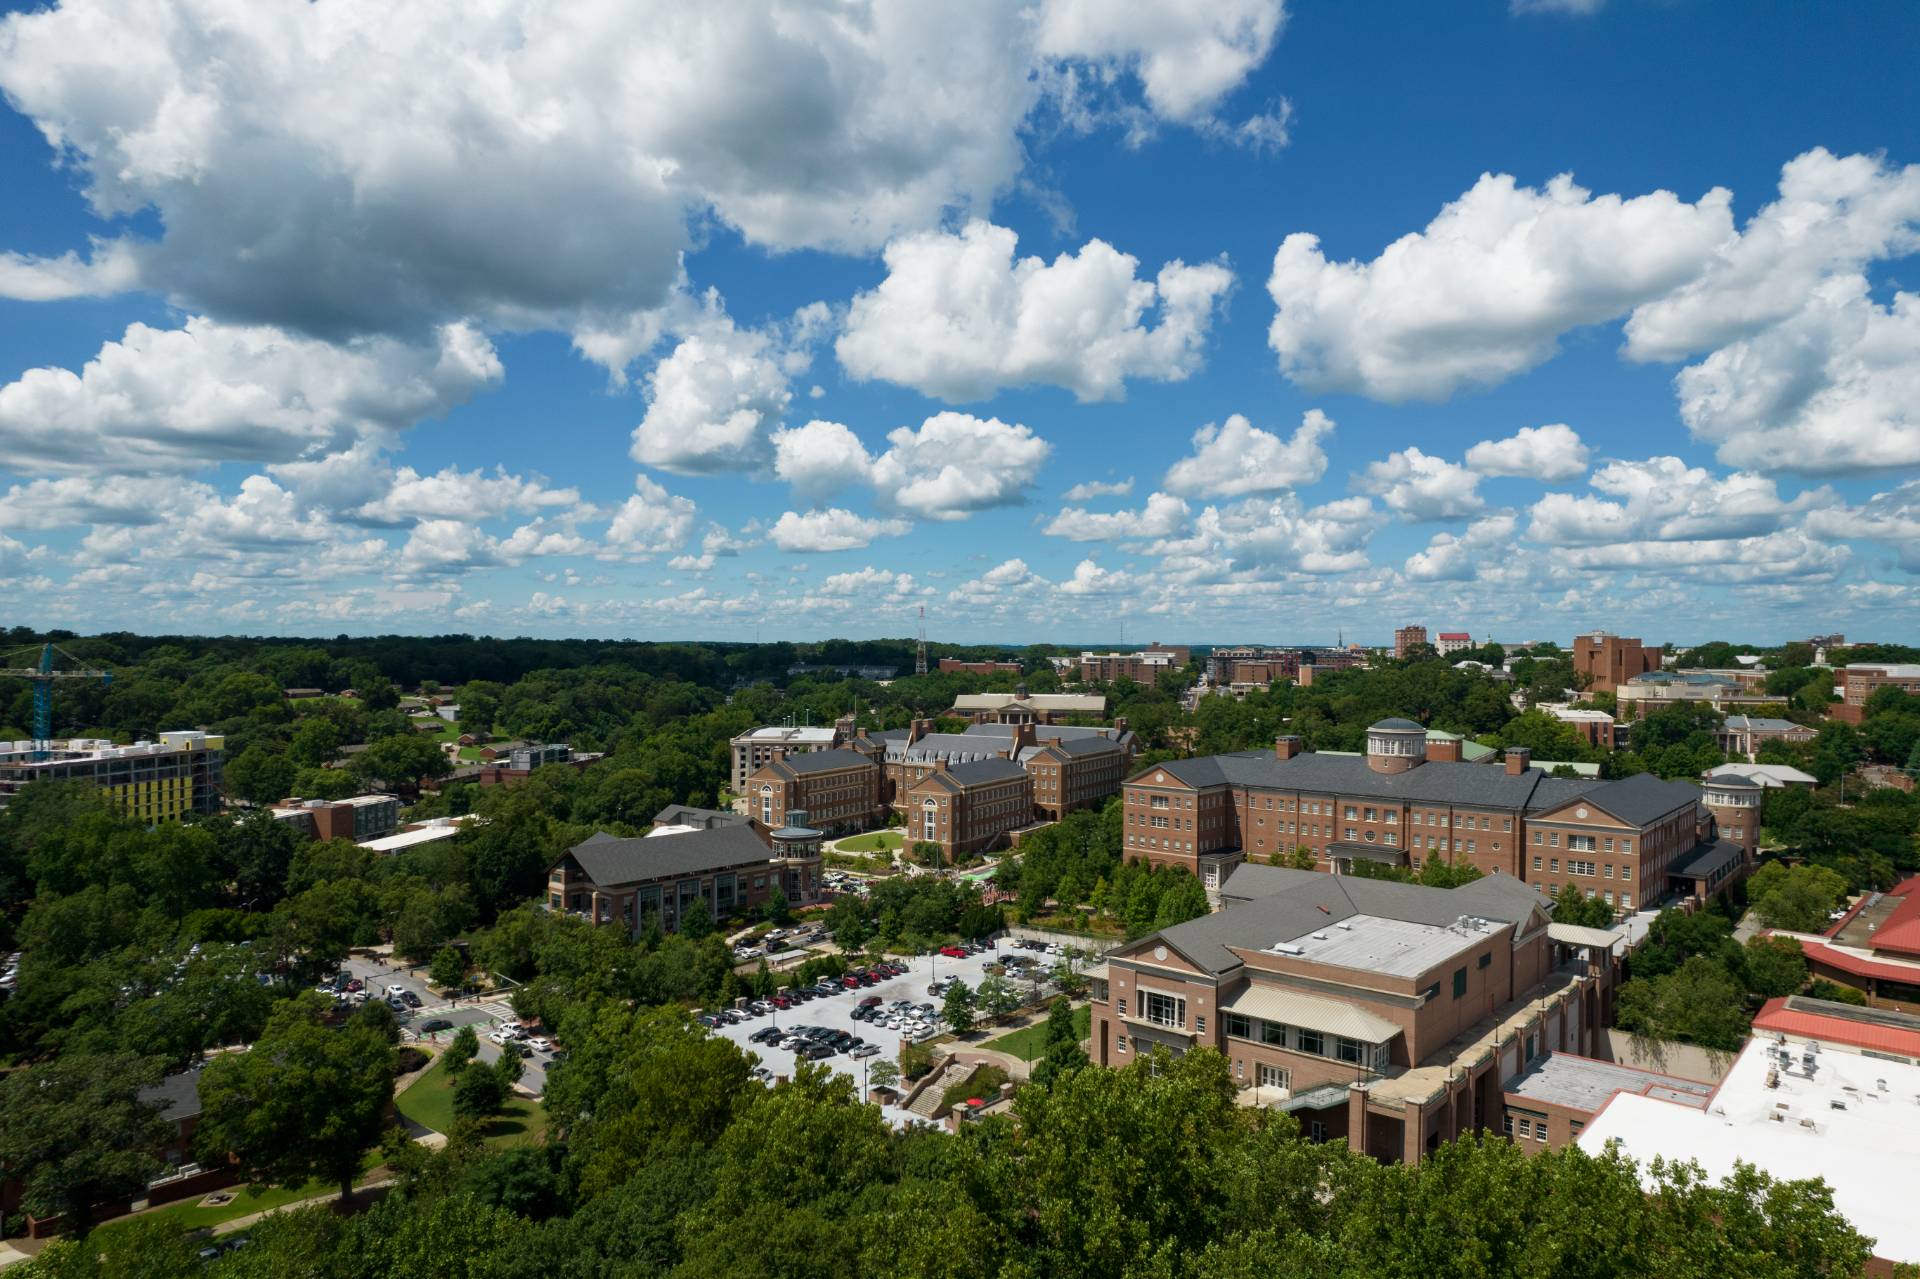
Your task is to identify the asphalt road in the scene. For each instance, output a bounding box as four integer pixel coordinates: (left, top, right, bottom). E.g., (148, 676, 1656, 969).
(338, 953, 552, 1096)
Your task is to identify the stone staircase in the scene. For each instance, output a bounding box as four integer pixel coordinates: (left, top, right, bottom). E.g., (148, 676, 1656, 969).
(905, 1061, 976, 1121)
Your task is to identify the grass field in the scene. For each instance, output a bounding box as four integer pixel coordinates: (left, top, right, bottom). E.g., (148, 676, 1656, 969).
(835, 830, 903, 853)
(982, 1004, 1090, 1061)
(89, 1149, 386, 1242)
(394, 1054, 548, 1147)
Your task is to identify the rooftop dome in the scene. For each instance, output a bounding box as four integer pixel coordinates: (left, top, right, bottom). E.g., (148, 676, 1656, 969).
(1369, 717, 1426, 733)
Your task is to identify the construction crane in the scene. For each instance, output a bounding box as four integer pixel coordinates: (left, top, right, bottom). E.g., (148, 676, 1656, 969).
(0, 642, 113, 758)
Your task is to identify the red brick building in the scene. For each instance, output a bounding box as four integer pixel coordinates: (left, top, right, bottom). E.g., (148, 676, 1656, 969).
(938, 658, 1025, 675)
(1393, 626, 1428, 658)
(1087, 869, 1623, 1163)
(1121, 718, 1750, 914)
(905, 757, 1033, 862)
(745, 747, 884, 834)
(547, 823, 817, 933)
(1572, 632, 1662, 694)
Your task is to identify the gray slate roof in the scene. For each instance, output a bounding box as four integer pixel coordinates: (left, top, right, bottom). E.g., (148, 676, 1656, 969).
(1669, 837, 1743, 881)
(1146, 872, 1550, 975)
(886, 732, 1007, 763)
(1573, 772, 1703, 825)
(1143, 750, 1604, 813)
(768, 747, 877, 776)
(651, 804, 749, 830)
(946, 757, 1030, 786)
(138, 1064, 205, 1124)
(1371, 718, 1427, 732)
(564, 824, 771, 887)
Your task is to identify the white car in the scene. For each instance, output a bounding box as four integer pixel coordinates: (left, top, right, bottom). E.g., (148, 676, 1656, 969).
(528, 1037, 552, 1052)
(386, 983, 408, 998)
(487, 1029, 509, 1045)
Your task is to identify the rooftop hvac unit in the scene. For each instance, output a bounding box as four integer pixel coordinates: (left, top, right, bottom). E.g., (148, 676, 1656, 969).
(1270, 942, 1304, 956)
(1336, 921, 1355, 930)
(1310, 932, 1329, 941)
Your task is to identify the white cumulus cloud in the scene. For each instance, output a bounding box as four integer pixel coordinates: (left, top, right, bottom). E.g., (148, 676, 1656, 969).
(1044, 492, 1189, 541)
(1161, 410, 1332, 499)
(771, 420, 875, 502)
(869, 412, 1051, 521)
(1464, 424, 1590, 481)
(1405, 514, 1520, 581)
(1265, 172, 1732, 401)
(1356, 448, 1485, 522)
(0, 318, 499, 473)
(837, 221, 1233, 403)
(603, 475, 697, 557)
(768, 508, 911, 553)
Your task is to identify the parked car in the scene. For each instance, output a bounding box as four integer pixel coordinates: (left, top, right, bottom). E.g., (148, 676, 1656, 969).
(401, 991, 423, 1008)
(858, 995, 882, 1007)
(771, 995, 792, 1009)
(345, 978, 364, 992)
(851, 1042, 880, 1058)
(695, 1014, 723, 1029)
(529, 1037, 552, 1052)
(750, 1000, 774, 1015)
(939, 945, 968, 959)
(386, 983, 408, 998)
(799, 1042, 834, 1061)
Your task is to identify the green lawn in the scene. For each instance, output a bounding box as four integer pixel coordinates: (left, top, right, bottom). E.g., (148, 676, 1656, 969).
(836, 830, 903, 853)
(982, 1005, 1090, 1061)
(394, 1053, 548, 1147)
(89, 1149, 386, 1242)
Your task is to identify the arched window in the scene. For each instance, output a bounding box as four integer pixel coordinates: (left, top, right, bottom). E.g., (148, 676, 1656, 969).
(760, 784, 774, 826)
(922, 798, 938, 841)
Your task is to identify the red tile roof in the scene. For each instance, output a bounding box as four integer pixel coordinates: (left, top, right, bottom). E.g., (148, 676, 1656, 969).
(1753, 996, 1920, 1059)
(1794, 936, 1920, 985)
(1870, 878, 1920, 958)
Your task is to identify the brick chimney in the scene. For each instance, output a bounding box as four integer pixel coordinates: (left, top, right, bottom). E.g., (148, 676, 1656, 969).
(908, 717, 932, 745)
(1504, 746, 1532, 776)
(1114, 716, 1130, 735)
(769, 746, 787, 764)
(1426, 736, 1462, 763)
(1008, 722, 1037, 756)
(1274, 735, 1302, 761)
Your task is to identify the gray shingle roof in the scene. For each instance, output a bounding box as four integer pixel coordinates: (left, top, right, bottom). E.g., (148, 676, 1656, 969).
(1140, 750, 1603, 812)
(769, 747, 877, 776)
(886, 733, 1006, 763)
(1670, 837, 1743, 881)
(1573, 772, 1702, 825)
(1147, 872, 1549, 975)
(563, 824, 771, 886)
(650, 804, 749, 830)
(138, 1065, 205, 1124)
(945, 757, 1029, 786)
(1371, 717, 1427, 732)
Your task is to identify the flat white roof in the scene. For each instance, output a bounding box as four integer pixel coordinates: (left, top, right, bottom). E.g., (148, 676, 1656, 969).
(742, 726, 838, 744)
(358, 820, 467, 853)
(1546, 707, 1614, 723)
(1846, 663, 1920, 678)
(1580, 1036, 1920, 1263)
(1706, 762, 1819, 788)
(1276, 912, 1495, 979)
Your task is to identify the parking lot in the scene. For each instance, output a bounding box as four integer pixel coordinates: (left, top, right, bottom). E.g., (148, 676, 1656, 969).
(707, 940, 1060, 1106)
(336, 953, 555, 1096)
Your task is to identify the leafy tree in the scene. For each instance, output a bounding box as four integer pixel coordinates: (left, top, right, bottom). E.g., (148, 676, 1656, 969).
(431, 944, 468, 991)
(453, 1061, 509, 1120)
(976, 973, 1020, 1021)
(0, 1053, 170, 1233)
(444, 1024, 480, 1073)
(287, 716, 345, 769)
(1806, 978, 1868, 1006)
(1553, 887, 1617, 928)
(762, 884, 792, 925)
(942, 980, 977, 1035)
(1741, 935, 1809, 999)
(1615, 955, 1751, 1051)
(351, 732, 450, 794)
(224, 743, 297, 804)
(679, 898, 714, 940)
(1029, 996, 1089, 1090)
(1748, 861, 1849, 931)
(866, 1057, 901, 1096)
(195, 994, 397, 1201)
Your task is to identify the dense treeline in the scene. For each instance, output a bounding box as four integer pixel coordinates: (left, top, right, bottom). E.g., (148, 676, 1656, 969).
(17, 1039, 1882, 1279)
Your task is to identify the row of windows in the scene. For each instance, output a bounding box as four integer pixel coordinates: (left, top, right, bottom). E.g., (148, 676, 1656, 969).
(1219, 1011, 1392, 1072)
(1531, 855, 1631, 880)
(1534, 830, 1635, 853)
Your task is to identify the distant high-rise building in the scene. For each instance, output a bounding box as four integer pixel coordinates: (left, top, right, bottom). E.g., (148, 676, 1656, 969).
(1393, 625, 1428, 658)
(1573, 632, 1662, 694)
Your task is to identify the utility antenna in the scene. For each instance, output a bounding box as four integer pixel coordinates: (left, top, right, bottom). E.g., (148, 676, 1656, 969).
(915, 606, 928, 676)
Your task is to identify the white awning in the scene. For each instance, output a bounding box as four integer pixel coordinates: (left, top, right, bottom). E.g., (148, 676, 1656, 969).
(1549, 922, 1624, 953)
(1221, 983, 1400, 1044)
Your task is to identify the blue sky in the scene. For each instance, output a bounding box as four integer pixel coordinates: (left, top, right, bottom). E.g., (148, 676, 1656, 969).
(0, 0, 1916, 645)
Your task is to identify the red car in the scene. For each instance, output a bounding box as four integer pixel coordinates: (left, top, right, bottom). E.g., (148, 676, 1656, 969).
(858, 995, 882, 1007)
(841, 975, 861, 988)
(771, 995, 792, 1008)
(939, 945, 968, 959)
